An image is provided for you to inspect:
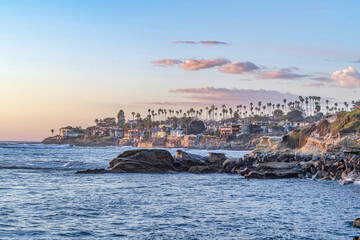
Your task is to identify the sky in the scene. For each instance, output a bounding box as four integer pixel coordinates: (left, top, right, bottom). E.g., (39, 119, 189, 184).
(1, 0, 360, 141)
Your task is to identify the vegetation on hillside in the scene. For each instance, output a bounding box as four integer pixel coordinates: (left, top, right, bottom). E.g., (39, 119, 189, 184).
(285, 101, 360, 149)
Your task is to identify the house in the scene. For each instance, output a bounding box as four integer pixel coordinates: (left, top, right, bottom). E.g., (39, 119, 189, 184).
(170, 128, 184, 137)
(124, 129, 142, 140)
(59, 127, 83, 139)
(109, 128, 124, 138)
(219, 124, 241, 135)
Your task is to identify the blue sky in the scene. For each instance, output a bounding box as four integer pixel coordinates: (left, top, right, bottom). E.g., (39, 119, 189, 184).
(0, 0, 359, 140)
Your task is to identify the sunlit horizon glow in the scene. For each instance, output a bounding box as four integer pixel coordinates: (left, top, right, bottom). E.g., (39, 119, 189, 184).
(1, 0, 360, 141)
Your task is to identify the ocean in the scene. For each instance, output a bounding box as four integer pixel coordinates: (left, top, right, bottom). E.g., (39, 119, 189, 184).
(0, 142, 359, 239)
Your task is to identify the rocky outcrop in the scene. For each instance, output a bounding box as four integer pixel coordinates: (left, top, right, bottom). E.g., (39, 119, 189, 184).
(76, 149, 227, 174)
(108, 149, 177, 173)
(226, 152, 360, 182)
(252, 110, 360, 155)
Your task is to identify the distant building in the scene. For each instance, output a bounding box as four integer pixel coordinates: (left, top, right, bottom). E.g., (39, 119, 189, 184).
(124, 129, 142, 140)
(109, 128, 124, 138)
(59, 127, 83, 139)
(219, 124, 241, 135)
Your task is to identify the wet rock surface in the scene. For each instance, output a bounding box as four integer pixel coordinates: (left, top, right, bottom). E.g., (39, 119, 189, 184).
(232, 152, 360, 181)
(76, 149, 360, 183)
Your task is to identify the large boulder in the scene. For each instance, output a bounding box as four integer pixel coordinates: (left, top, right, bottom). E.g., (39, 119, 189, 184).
(174, 150, 207, 171)
(187, 120, 206, 135)
(109, 149, 177, 173)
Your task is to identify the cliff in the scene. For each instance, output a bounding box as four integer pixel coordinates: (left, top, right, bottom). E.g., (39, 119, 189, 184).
(253, 109, 360, 155)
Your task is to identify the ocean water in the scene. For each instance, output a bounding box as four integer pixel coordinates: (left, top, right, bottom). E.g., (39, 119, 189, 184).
(0, 142, 359, 239)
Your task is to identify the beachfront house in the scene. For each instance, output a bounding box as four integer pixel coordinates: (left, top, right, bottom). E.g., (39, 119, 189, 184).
(59, 127, 83, 139)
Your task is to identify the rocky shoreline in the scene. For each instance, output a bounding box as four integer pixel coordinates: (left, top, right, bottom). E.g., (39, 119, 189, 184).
(76, 148, 360, 184)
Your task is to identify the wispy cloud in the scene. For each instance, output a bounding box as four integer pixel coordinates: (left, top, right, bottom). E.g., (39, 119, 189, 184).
(151, 59, 182, 66)
(280, 66, 300, 72)
(310, 76, 334, 83)
(138, 101, 205, 107)
(179, 58, 230, 71)
(200, 41, 227, 45)
(218, 61, 259, 74)
(170, 40, 228, 45)
(257, 71, 309, 80)
(168, 86, 299, 106)
(171, 41, 197, 44)
(331, 66, 360, 88)
(303, 82, 325, 87)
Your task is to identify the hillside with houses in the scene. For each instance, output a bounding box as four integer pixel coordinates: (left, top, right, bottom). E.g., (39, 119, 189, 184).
(42, 98, 359, 149)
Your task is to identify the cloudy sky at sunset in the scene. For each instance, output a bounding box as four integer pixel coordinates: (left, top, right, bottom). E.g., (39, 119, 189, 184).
(1, 0, 360, 141)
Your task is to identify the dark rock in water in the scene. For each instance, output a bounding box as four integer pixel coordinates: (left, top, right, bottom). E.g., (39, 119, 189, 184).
(352, 237, 359, 240)
(353, 218, 360, 228)
(341, 180, 354, 185)
(109, 149, 177, 173)
(187, 120, 206, 135)
(244, 169, 301, 179)
(209, 152, 226, 163)
(188, 165, 216, 174)
(175, 150, 207, 166)
(76, 168, 110, 174)
(222, 159, 238, 173)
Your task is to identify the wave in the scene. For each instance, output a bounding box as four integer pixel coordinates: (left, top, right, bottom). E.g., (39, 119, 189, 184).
(0, 143, 71, 149)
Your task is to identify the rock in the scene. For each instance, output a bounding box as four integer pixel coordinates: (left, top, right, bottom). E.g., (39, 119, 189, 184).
(333, 170, 343, 180)
(328, 164, 338, 176)
(75, 168, 110, 174)
(305, 172, 313, 178)
(208, 152, 226, 163)
(222, 158, 238, 173)
(245, 169, 301, 179)
(312, 171, 323, 180)
(352, 237, 359, 240)
(175, 150, 207, 167)
(253, 162, 298, 169)
(341, 180, 354, 185)
(109, 149, 177, 173)
(188, 165, 216, 174)
(354, 218, 360, 228)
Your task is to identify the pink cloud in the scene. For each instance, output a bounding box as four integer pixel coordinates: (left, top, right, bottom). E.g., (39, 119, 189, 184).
(171, 41, 197, 44)
(218, 61, 259, 74)
(303, 83, 325, 87)
(257, 71, 309, 80)
(200, 41, 227, 45)
(151, 59, 183, 66)
(168, 86, 299, 106)
(311, 77, 334, 83)
(179, 58, 230, 71)
(331, 66, 360, 88)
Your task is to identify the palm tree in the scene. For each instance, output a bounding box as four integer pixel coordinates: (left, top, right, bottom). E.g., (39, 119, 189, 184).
(267, 102, 272, 116)
(131, 112, 135, 120)
(283, 99, 287, 113)
(135, 113, 141, 120)
(205, 107, 209, 120)
(51, 129, 54, 136)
